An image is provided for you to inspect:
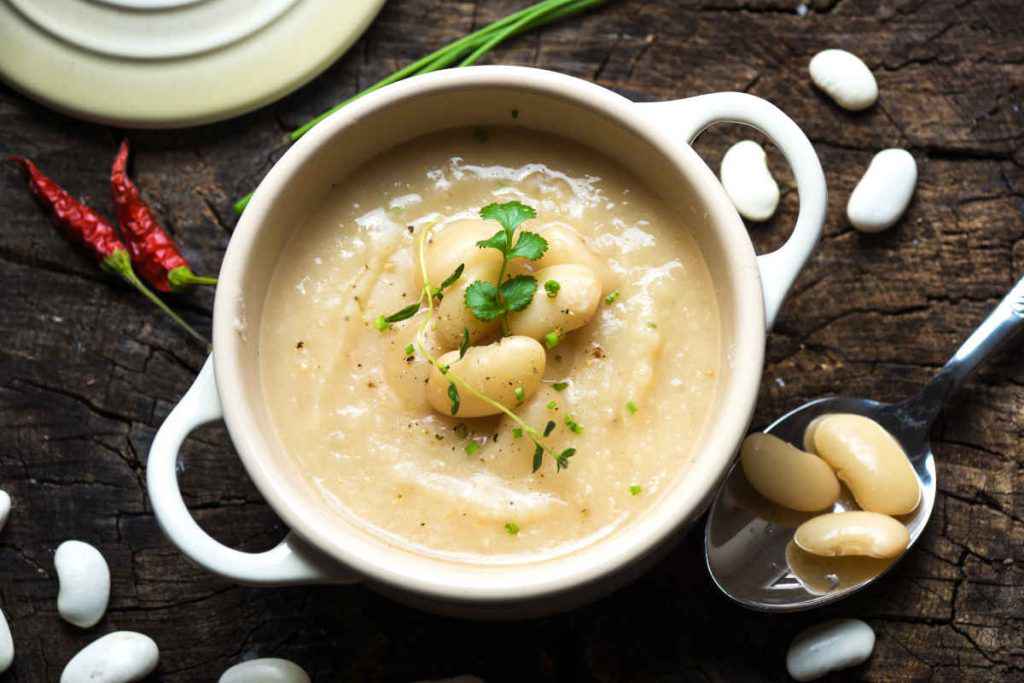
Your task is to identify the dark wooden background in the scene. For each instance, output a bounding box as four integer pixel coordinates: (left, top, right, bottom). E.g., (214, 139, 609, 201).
(2, 0, 1023, 680)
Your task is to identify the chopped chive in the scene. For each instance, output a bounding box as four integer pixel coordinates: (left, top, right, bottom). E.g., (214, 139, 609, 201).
(626, 400, 638, 415)
(505, 522, 520, 535)
(512, 427, 524, 439)
(544, 329, 560, 348)
(373, 315, 389, 331)
(465, 441, 480, 456)
(565, 415, 583, 434)
(543, 420, 556, 437)
(604, 290, 620, 305)
(514, 386, 525, 403)
(629, 485, 642, 496)
(552, 381, 569, 392)
(546, 400, 558, 410)
(404, 343, 415, 357)
(544, 279, 560, 297)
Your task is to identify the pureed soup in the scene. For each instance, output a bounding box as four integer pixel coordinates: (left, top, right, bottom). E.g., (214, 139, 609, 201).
(259, 127, 720, 562)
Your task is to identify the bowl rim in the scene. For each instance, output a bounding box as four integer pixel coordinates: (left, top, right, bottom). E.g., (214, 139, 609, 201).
(213, 65, 766, 602)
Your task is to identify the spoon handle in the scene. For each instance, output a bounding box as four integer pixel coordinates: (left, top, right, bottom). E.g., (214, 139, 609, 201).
(908, 274, 1024, 425)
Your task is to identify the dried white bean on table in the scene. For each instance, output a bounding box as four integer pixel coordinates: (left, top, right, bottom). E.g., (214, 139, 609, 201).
(847, 149, 918, 233)
(0, 489, 10, 532)
(219, 658, 311, 683)
(809, 49, 878, 111)
(55, 540, 111, 629)
(719, 140, 780, 222)
(0, 607, 12, 674)
(787, 619, 876, 681)
(60, 631, 158, 683)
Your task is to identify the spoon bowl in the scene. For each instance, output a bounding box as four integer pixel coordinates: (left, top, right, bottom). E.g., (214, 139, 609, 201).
(705, 274, 1024, 611)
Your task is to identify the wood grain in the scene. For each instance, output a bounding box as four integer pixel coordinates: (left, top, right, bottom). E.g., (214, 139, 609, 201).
(1, 0, 1022, 680)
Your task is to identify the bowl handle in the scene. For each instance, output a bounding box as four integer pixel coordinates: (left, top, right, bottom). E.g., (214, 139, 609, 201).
(147, 356, 359, 586)
(639, 93, 827, 328)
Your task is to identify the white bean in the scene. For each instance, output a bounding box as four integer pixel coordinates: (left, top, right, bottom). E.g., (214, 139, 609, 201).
(720, 140, 780, 222)
(508, 264, 602, 341)
(794, 511, 909, 559)
(0, 489, 9, 533)
(0, 607, 12, 674)
(533, 223, 614, 291)
(811, 414, 920, 515)
(427, 336, 546, 417)
(433, 266, 501, 349)
(787, 619, 876, 681)
(55, 540, 110, 629)
(219, 658, 310, 683)
(740, 433, 840, 512)
(60, 631, 158, 683)
(809, 49, 878, 111)
(419, 219, 503, 290)
(846, 149, 917, 233)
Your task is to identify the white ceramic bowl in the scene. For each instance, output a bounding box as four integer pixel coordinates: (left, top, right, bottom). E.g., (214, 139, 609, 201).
(148, 66, 826, 618)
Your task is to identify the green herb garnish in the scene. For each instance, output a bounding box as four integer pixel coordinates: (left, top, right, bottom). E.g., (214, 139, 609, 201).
(629, 485, 642, 496)
(647, 321, 658, 329)
(555, 448, 576, 471)
(546, 400, 558, 410)
(448, 382, 460, 416)
(404, 343, 415, 357)
(373, 315, 389, 331)
(465, 441, 480, 456)
(532, 444, 544, 472)
(512, 427, 524, 439)
(505, 522, 520, 535)
(552, 381, 569, 392)
(626, 400, 638, 415)
(544, 420, 556, 437)
(604, 290, 620, 305)
(544, 329, 560, 348)
(514, 386, 525, 403)
(545, 279, 560, 297)
(465, 202, 547, 332)
(377, 263, 464, 331)
(459, 327, 470, 359)
(565, 415, 583, 434)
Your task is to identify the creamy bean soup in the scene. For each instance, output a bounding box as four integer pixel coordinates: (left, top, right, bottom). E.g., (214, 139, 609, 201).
(259, 128, 720, 562)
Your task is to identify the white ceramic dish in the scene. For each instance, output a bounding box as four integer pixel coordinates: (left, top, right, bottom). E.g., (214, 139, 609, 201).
(0, 0, 385, 128)
(148, 66, 827, 618)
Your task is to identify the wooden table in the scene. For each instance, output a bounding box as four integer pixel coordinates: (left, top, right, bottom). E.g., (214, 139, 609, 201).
(2, 1, 1022, 680)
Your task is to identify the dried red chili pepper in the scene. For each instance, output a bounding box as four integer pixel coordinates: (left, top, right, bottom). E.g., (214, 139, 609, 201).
(10, 156, 207, 345)
(111, 140, 217, 293)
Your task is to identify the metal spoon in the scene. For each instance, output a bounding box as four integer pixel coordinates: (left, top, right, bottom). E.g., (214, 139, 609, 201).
(705, 274, 1024, 611)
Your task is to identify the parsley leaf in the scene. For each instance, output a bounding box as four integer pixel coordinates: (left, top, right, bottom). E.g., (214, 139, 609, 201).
(383, 302, 421, 324)
(447, 382, 460, 416)
(439, 263, 465, 292)
(480, 201, 536, 237)
(476, 230, 509, 252)
(464, 281, 504, 321)
(500, 275, 537, 312)
(507, 231, 548, 261)
(459, 328, 469, 359)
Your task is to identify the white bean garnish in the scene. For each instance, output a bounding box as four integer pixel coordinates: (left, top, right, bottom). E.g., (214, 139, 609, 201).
(55, 540, 111, 629)
(533, 223, 615, 291)
(0, 489, 10, 533)
(846, 149, 917, 233)
(811, 414, 920, 515)
(787, 619, 876, 681)
(427, 336, 546, 417)
(740, 433, 840, 511)
(720, 140, 780, 222)
(795, 511, 909, 559)
(219, 658, 311, 683)
(60, 631, 158, 683)
(0, 607, 12, 674)
(809, 49, 878, 111)
(508, 264, 602, 341)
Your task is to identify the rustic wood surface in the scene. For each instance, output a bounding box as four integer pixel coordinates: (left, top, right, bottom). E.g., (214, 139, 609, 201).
(2, 0, 1023, 680)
